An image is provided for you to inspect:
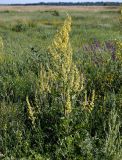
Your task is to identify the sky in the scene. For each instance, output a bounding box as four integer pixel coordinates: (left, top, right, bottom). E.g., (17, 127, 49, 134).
(0, 0, 121, 4)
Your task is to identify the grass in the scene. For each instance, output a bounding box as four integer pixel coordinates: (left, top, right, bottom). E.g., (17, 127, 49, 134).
(0, 7, 122, 159)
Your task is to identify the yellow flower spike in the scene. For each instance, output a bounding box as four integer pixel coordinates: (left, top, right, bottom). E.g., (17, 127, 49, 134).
(0, 37, 4, 63)
(90, 90, 95, 112)
(40, 15, 83, 116)
(65, 90, 72, 115)
(40, 65, 51, 93)
(83, 90, 95, 113)
(49, 16, 83, 114)
(115, 40, 122, 62)
(0, 37, 4, 53)
(26, 96, 35, 127)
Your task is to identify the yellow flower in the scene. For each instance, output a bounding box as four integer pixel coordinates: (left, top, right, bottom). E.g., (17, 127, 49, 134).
(115, 40, 122, 62)
(26, 96, 35, 127)
(83, 90, 95, 112)
(39, 15, 84, 116)
(0, 37, 4, 53)
(48, 15, 83, 115)
(0, 37, 4, 63)
(65, 90, 72, 115)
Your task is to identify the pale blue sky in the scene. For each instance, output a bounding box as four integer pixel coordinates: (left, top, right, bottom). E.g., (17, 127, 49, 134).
(0, 0, 121, 4)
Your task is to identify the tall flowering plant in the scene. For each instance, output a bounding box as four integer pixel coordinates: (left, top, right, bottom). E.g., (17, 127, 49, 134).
(46, 15, 83, 115)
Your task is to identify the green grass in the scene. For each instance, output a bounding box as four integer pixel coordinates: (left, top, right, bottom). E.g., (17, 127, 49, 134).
(0, 9, 121, 54)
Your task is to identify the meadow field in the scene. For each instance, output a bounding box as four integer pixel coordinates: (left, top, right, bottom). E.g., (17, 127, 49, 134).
(0, 6, 122, 159)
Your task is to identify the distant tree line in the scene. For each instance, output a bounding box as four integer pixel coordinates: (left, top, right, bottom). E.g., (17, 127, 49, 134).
(2, 2, 122, 6)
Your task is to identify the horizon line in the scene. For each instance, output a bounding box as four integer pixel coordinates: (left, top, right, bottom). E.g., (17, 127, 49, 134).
(0, 1, 121, 5)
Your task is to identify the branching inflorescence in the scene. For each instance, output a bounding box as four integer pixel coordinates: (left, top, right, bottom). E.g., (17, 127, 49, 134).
(46, 15, 83, 115)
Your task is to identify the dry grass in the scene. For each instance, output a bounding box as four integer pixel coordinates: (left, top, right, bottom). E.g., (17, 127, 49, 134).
(0, 5, 119, 12)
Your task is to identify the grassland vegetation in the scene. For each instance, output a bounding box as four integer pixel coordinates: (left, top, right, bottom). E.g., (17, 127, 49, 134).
(0, 7, 122, 159)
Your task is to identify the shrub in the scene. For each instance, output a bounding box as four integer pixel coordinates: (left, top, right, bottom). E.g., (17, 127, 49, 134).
(52, 10, 60, 17)
(12, 20, 27, 32)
